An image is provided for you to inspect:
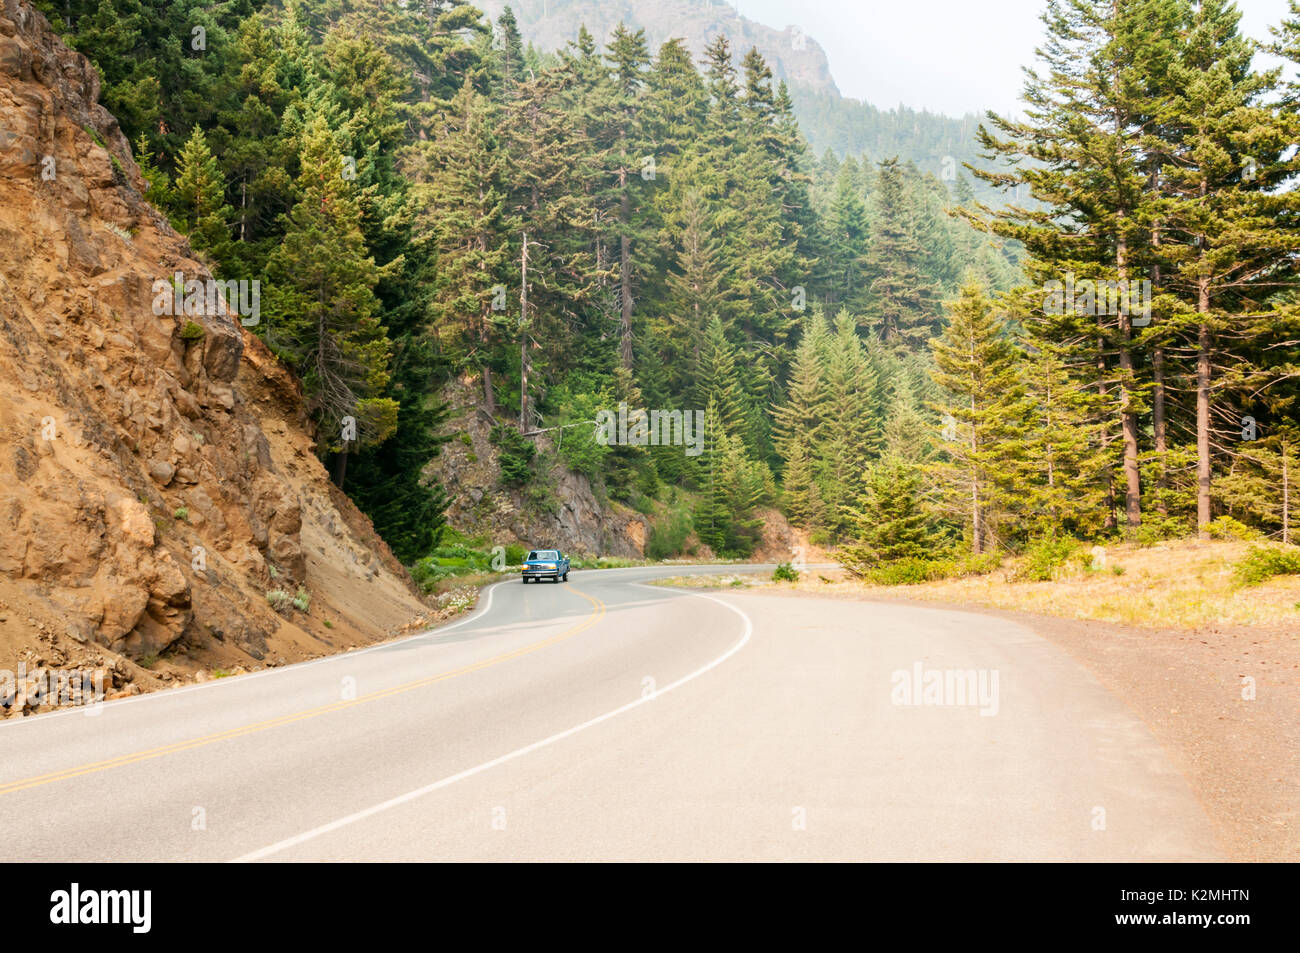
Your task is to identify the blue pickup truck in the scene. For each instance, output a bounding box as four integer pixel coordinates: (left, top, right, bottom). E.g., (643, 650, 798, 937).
(522, 549, 570, 584)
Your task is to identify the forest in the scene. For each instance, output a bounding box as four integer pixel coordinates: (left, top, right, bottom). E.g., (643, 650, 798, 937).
(35, 0, 1300, 577)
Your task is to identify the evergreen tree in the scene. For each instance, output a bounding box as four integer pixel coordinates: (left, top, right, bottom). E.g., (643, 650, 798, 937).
(929, 282, 1028, 553)
(173, 125, 231, 259)
(864, 158, 942, 349)
(263, 113, 396, 486)
(839, 456, 940, 573)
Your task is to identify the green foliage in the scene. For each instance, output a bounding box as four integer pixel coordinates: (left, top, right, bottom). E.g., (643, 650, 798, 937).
(490, 425, 535, 487)
(839, 456, 941, 574)
(1234, 545, 1300, 586)
(646, 508, 692, 560)
(773, 562, 799, 582)
(1013, 537, 1079, 583)
(179, 321, 205, 342)
(292, 587, 311, 612)
(39, 0, 1300, 572)
(866, 557, 951, 586)
(1205, 516, 1263, 542)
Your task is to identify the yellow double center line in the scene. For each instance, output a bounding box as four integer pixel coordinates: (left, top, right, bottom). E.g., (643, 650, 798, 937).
(0, 584, 606, 798)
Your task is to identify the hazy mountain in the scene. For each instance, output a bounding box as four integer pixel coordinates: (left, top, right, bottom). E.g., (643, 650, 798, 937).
(478, 0, 840, 95)
(478, 0, 990, 187)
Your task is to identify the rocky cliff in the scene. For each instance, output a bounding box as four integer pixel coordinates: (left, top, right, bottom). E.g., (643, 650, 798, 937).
(0, 0, 430, 713)
(429, 379, 647, 559)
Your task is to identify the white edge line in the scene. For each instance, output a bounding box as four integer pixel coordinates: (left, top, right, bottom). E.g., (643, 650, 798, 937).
(229, 586, 753, 863)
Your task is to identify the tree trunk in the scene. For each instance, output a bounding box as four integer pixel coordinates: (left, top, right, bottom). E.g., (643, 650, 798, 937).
(1153, 347, 1168, 516)
(1283, 447, 1291, 546)
(618, 148, 634, 369)
(332, 446, 348, 489)
(1151, 204, 1168, 516)
(519, 232, 531, 430)
(1116, 229, 1141, 528)
(970, 393, 982, 555)
(483, 365, 496, 415)
(1098, 325, 1117, 530)
(1196, 309, 1212, 538)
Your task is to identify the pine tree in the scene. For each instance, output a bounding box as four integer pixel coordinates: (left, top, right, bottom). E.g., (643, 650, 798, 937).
(263, 113, 396, 486)
(173, 125, 231, 259)
(1017, 333, 1110, 538)
(839, 456, 940, 573)
(1215, 429, 1300, 545)
(929, 281, 1029, 553)
(827, 163, 871, 312)
(693, 316, 748, 440)
(781, 439, 825, 529)
(1154, 0, 1298, 537)
(772, 309, 831, 462)
(817, 310, 882, 537)
(864, 158, 942, 349)
(416, 78, 516, 409)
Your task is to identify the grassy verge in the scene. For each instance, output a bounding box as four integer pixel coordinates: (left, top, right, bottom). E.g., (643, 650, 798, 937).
(654, 539, 1300, 630)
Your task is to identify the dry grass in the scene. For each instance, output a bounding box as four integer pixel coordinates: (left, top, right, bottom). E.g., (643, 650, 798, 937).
(656, 539, 1300, 630)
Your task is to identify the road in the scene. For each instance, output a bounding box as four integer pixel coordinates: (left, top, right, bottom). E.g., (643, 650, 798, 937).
(0, 565, 1222, 861)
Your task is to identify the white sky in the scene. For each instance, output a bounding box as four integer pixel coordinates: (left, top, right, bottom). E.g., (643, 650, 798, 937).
(730, 0, 1296, 117)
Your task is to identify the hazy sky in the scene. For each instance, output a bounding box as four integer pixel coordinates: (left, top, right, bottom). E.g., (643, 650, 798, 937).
(730, 0, 1295, 117)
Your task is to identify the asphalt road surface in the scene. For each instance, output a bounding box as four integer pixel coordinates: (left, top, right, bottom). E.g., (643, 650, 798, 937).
(0, 565, 1221, 861)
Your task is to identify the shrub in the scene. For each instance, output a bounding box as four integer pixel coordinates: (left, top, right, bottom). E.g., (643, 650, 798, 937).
(1131, 517, 1192, 547)
(955, 551, 1001, 576)
(773, 562, 799, 582)
(292, 587, 310, 612)
(1206, 516, 1263, 542)
(867, 557, 954, 586)
(180, 321, 205, 342)
(504, 543, 527, 566)
(1013, 536, 1078, 582)
(173, 507, 188, 521)
(1234, 545, 1300, 586)
(265, 589, 293, 612)
(490, 425, 535, 487)
(646, 509, 692, 560)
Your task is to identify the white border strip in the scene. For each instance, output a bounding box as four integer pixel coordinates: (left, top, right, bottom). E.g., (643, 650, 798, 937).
(230, 588, 752, 862)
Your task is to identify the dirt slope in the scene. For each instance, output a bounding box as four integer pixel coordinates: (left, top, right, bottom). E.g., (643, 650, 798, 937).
(0, 0, 429, 714)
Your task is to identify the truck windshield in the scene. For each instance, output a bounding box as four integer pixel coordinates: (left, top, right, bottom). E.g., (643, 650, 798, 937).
(528, 551, 558, 560)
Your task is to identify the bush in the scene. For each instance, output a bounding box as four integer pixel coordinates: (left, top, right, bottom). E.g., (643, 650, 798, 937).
(956, 551, 1001, 576)
(867, 557, 954, 586)
(1234, 545, 1300, 586)
(773, 562, 799, 582)
(179, 321, 205, 341)
(1013, 536, 1078, 582)
(265, 589, 293, 612)
(504, 543, 527, 566)
(1206, 516, 1263, 542)
(292, 587, 310, 612)
(490, 425, 535, 487)
(646, 509, 692, 560)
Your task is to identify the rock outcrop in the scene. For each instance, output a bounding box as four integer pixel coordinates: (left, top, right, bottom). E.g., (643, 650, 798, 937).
(430, 380, 646, 559)
(0, 0, 427, 696)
